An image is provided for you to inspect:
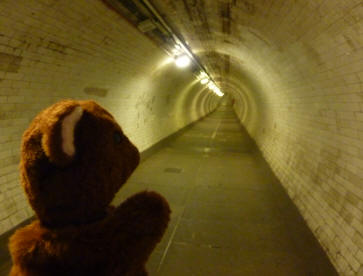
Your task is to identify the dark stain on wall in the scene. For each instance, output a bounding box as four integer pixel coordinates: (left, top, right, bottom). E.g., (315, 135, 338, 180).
(220, 2, 231, 35)
(303, 43, 323, 65)
(84, 87, 109, 97)
(224, 54, 230, 76)
(248, 29, 270, 47)
(240, 0, 256, 15)
(47, 41, 67, 55)
(343, 35, 357, 52)
(0, 53, 23, 73)
(181, 0, 194, 22)
(102, 36, 114, 46)
(182, 0, 211, 40)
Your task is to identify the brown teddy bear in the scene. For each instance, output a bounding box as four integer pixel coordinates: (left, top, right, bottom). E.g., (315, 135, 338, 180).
(8, 100, 170, 276)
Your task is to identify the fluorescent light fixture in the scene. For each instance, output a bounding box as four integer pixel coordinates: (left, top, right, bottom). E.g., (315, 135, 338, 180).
(208, 83, 224, 97)
(175, 54, 191, 68)
(172, 48, 180, 55)
(172, 44, 182, 55)
(200, 78, 209, 85)
(207, 81, 223, 96)
(214, 87, 222, 96)
(216, 91, 224, 97)
(199, 72, 207, 79)
(214, 88, 224, 97)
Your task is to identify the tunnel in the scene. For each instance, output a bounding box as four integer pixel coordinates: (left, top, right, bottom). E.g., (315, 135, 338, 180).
(0, 0, 362, 275)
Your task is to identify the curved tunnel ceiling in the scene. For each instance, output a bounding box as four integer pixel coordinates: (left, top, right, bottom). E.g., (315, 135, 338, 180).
(152, 0, 361, 101)
(150, 0, 339, 136)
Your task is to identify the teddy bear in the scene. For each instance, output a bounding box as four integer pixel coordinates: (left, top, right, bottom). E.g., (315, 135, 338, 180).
(8, 100, 170, 276)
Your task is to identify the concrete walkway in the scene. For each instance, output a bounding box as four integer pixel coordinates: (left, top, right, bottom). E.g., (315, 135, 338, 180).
(114, 102, 338, 275)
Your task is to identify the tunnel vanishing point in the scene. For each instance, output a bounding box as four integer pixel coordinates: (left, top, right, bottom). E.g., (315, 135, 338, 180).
(0, 0, 362, 275)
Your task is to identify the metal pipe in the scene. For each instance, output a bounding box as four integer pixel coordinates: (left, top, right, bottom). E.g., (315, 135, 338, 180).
(138, 0, 215, 83)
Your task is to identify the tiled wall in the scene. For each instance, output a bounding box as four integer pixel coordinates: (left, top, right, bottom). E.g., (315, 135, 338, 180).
(0, 0, 219, 235)
(231, 1, 363, 275)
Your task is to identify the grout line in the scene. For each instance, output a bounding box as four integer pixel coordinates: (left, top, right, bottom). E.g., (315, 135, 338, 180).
(155, 207, 183, 273)
(208, 110, 223, 150)
(156, 149, 205, 273)
(156, 107, 226, 273)
(211, 118, 222, 140)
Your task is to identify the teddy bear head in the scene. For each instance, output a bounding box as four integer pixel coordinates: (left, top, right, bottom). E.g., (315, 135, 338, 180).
(20, 100, 140, 227)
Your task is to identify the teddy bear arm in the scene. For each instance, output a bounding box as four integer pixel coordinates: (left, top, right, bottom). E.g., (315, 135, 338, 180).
(113, 191, 170, 235)
(99, 191, 170, 268)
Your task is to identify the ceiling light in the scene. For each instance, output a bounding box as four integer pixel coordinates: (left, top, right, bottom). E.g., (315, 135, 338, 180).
(199, 72, 207, 78)
(175, 55, 191, 68)
(215, 88, 224, 97)
(200, 78, 209, 85)
(172, 48, 180, 55)
(172, 44, 182, 55)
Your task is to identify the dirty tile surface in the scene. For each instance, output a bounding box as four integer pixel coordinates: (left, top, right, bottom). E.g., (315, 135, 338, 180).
(0, 103, 338, 275)
(114, 102, 338, 275)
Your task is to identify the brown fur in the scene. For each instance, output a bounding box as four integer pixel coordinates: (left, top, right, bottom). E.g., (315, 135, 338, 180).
(8, 100, 170, 275)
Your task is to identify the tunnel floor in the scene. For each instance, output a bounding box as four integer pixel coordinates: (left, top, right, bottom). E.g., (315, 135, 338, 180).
(115, 103, 338, 276)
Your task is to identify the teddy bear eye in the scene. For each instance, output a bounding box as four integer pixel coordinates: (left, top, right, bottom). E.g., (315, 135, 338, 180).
(113, 132, 122, 144)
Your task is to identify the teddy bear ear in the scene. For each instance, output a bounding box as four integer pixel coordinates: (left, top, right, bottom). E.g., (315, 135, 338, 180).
(41, 104, 84, 166)
(60, 106, 83, 157)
